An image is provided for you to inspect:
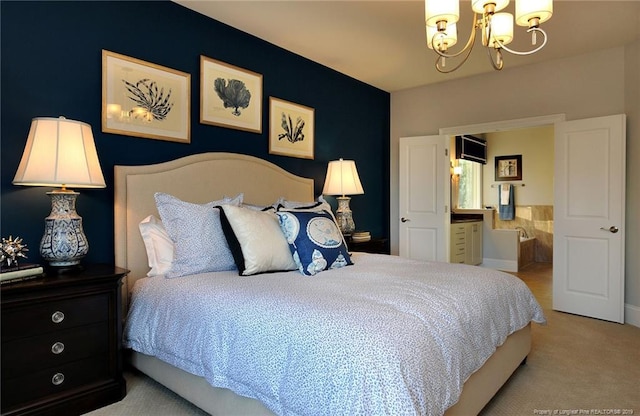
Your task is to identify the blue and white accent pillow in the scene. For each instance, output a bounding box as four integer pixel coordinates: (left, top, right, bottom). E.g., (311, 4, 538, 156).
(276, 210, 352, 276)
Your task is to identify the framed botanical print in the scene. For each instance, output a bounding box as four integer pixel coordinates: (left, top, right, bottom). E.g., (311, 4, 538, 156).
(268, 97, 314, 160)
(495, 155, 523, 181)
(200, 56, 262, 133)
(102, 50, 190, 143)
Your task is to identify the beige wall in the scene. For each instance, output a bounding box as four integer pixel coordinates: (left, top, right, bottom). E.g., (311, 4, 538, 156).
(391, 44, 640, 321)
(482, 126, 554, 206)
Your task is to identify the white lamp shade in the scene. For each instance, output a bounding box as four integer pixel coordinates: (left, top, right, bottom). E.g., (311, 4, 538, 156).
(425, 0, 459, 27)
(13, 117, 106, 189)
(516, 0, 552, 26)
(489, 13, 514, 46)
(322, 159, 364, 196)
(472, 0, 510, 14)
(426, 23, 458, 50)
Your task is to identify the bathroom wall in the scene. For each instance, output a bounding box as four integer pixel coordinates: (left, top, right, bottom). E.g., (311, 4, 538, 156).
(484, 126, 554, 264)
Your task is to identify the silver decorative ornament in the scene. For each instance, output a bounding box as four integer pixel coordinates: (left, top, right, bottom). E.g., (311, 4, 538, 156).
(1, 235, 29, 267)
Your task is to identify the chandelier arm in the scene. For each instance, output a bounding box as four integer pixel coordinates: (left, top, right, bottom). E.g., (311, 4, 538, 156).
(484, 20, 504, 70)
(432, 13, 480, 59)
(486, 47, 504, 70)
(492, 27, 549, 56)
(436, 42, 475, 73)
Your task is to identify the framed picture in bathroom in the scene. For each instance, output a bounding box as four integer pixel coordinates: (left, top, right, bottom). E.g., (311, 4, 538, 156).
(495, 155, 522, 181)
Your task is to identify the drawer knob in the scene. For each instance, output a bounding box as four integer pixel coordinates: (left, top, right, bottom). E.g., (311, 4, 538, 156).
(51, 372, 65, 386)
(51, 311, 65, 324)
(51, 342, 65, 354)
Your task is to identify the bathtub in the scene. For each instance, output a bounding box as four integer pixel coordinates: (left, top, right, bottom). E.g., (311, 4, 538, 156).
(518, 236, 536, 269)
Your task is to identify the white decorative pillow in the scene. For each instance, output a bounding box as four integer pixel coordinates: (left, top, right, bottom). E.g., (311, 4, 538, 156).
(139, 215, 174, 277)
(154, 193, 243, 278)
(219, 205, 297, 276)
(279, 195, 328, 211)
(227, 193, 281, 211)
(241, 201, 281, 211)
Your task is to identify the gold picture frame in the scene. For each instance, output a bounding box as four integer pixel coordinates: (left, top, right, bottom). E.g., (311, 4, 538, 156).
(102, 50, 191, 143)
(269, 97, 314, 160)
(200, 56, 262, 133)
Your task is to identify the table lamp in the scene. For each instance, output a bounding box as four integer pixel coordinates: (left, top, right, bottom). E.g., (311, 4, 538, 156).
(322, 158, 364, 236)
(13, 116, 106, 269)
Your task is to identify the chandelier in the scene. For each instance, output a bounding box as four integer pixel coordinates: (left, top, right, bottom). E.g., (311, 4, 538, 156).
(425, 0, 553, 73)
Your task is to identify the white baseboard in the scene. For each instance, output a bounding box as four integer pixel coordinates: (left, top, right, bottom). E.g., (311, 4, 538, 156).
(481, 258, 518, 273)
(625, 303, 640, 328)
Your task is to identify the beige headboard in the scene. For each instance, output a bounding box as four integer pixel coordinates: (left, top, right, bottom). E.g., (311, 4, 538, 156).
(114, 152, 314, 303)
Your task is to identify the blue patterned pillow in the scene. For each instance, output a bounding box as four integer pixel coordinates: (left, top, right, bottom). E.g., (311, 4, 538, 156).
(276, 210, 352, 276)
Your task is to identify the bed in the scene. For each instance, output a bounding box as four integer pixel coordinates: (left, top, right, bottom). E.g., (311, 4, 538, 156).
(114, 152, 545, 416)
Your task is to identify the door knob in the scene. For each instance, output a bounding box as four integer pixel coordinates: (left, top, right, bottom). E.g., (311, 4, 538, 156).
(401, 217, 410, 223)
(600, 226, 619, 233)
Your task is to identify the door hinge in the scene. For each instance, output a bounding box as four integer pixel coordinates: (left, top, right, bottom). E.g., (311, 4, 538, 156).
(445, 205, 449, 213)
(445, 148, 449, 157)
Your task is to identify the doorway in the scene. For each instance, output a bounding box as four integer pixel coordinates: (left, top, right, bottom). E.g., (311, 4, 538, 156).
(439, 113, 626, 323)
(443, 114, 564, 272)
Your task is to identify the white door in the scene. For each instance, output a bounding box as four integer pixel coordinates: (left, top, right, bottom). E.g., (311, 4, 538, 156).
(553, 114, 626, 323)
(399, 135, 449, 262)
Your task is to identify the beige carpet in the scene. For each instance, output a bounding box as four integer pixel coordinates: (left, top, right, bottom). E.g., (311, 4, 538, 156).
(481, 263, 640, 415)
(86, 263, 640, 416)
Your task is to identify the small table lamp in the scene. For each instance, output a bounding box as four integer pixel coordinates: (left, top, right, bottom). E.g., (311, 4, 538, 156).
(322, 158, 364, 236)
(12, 116, 106, 269)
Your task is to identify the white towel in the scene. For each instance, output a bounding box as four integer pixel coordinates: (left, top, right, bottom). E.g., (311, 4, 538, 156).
(500, 183, 511, 205)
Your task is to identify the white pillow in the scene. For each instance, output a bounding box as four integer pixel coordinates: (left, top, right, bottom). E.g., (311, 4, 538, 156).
(155, 193, 243, 278)
(279, 195, 327, 210)
(139, 215, 174, 277)
(220, 205, 297, 276)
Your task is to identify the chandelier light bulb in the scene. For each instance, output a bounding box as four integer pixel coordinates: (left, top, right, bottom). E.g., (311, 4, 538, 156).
(515, 0, 553, 27)
(426, 23, 458, 51)
(489, 13, 514, 47)
(471, 0, 510, 15)
(425, 0, 460, 27)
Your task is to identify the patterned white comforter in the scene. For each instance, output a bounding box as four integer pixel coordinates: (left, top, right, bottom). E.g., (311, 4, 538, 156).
(124, 253, 545, 416)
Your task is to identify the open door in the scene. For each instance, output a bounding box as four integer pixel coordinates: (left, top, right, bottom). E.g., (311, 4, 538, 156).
(553, 114, 626, 323)
(399, 135, 449, 262)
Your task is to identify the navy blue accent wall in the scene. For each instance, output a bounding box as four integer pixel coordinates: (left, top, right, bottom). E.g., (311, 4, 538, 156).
(0, 1, 390, 265)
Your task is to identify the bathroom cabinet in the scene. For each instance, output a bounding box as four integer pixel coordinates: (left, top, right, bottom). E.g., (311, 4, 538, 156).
(450, 221, 483, 265)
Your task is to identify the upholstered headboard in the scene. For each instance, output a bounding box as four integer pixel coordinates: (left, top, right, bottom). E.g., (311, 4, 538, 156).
(114, 152, 314, 303)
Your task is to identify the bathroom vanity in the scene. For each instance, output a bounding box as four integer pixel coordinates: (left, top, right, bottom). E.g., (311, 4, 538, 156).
(450, 216, 483, 265)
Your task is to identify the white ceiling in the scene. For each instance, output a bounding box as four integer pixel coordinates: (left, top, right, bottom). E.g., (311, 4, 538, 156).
(174, 0, 640, 92)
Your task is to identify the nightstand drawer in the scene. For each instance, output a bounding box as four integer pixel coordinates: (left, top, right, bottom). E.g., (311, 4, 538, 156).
(2, 322, 108, 378)
(1, 265, 127, 415)
(1, 293, 109, 341)
(1, 354, 110, 411)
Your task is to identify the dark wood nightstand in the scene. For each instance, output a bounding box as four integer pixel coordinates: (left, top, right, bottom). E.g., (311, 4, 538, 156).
(1, 264, 128, 416)
(348, 237, 389, 254)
